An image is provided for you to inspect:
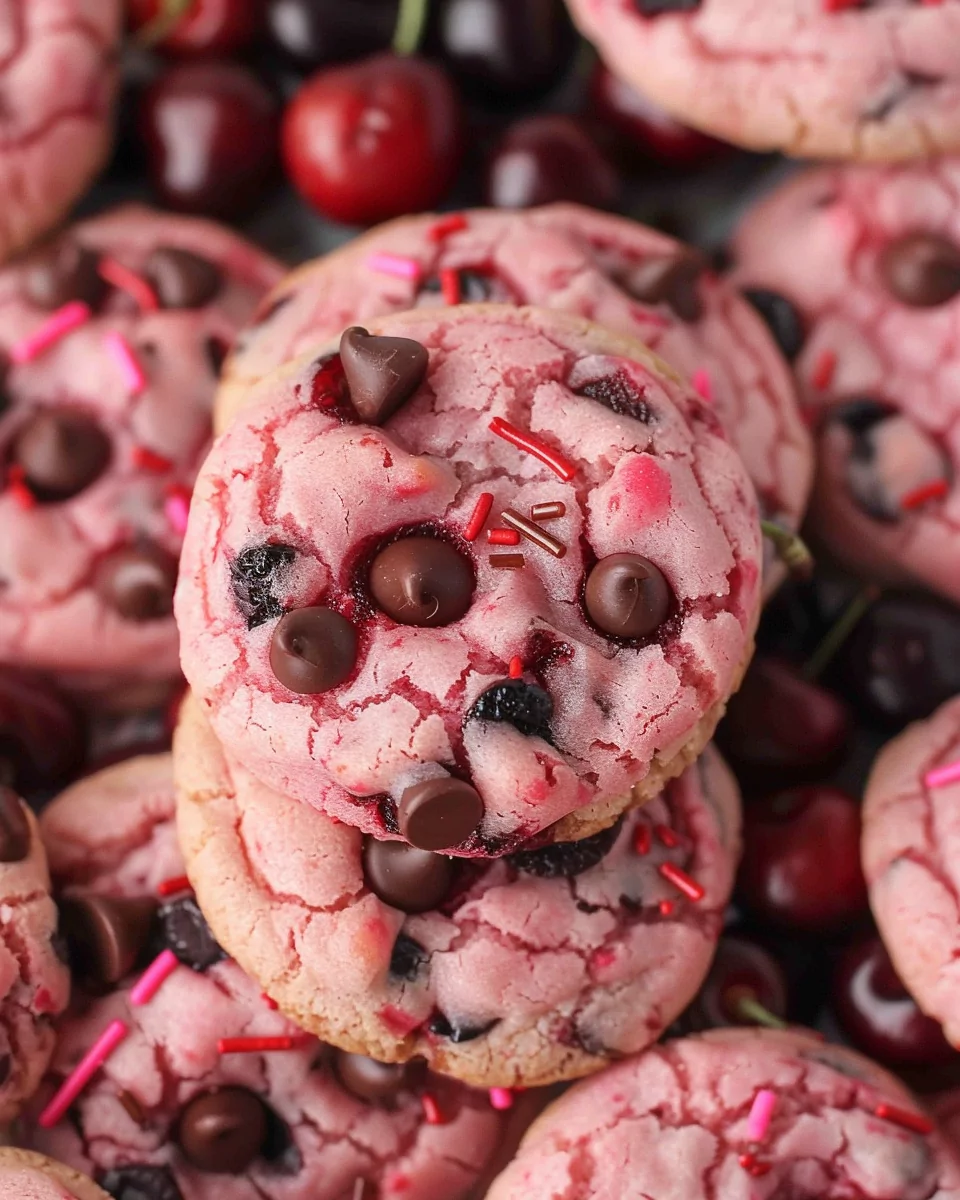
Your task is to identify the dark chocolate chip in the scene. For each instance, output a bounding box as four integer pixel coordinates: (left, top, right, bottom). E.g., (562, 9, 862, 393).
(369, 537, 474, 628)
(633, 0, 701, 11)
(177, 1087, 268, 1173)
(158, 896, 225, 972)
(879, 232, 960, 308)
(270, 606, 358, 694)
(620, 250, 705, 321)
(205, 336, 230, 376)
(0, 667, 84, 793)
(11, 410, 111, 502)
(230, 543, 296, 630)
(24, 241, 107, 311)
(0, 786, 29, 862)
(575, 370, 653, 424)
(94, 546, 178, 622)
(507, 819, 623, 878)
(584, 554, 671, 639)
(831, 397, 895, 437)
(467, 679, 554, 743)
(252, 292, 294, 327)
(59, 890, 159, 988)
(340, 326, 429, 425)
(389, 932, 429, 981)
(261, 1106, 302, 1174)
(427, 1013, 498, 1042)
(362, 838, 454, 913)
(145, 247, 223, 309)
(100, 1164, 185, 1200)
(398, 777, 484, 851)
(742, 288, 807, 362)
(334, 1049, 422, 1102)
(419, 270, 494, 303)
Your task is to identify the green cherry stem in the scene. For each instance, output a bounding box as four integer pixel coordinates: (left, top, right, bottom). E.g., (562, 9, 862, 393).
(760, 520, 814, 581)
(801, 583, 882, 683)
(725, 988, 788, 1031)
(394, 0, 431, 56)
(134, 0, 194, 46)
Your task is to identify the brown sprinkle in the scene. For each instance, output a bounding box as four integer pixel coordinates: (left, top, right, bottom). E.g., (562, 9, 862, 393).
(530, 501, 566, 521)
(118, 1089, 148, 1127)
(501, 509, 567, 558)
(489, 553, 525, 570)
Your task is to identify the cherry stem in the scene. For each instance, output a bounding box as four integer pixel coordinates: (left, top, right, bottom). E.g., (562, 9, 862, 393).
(134, 0, 194, 46)
(801, 583, 881, 683)
(725, 988, 787, 1031)
(759, 521, 814, 581)
(394, 0, 431, 55)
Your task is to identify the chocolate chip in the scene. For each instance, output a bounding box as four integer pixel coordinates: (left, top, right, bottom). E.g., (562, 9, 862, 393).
(230, 543, 296, 630)
(0, 786, 29, 862)
(369, 537, 474, 628)
(633, 0, 701, 11)
(270, 606, 358, 694)
(619, 250, 705, 321)
(399, 777, 484, 851)
(742, 288, 807, 362)
(879, 233, 960, 308)
(427, 1013, 498, 1042)
(575, 370, 654, 424)
(205, 336, 230, 376)
(100, 1165, 184, 1200)
(508, 819, 623, 878)
(334, 1049, 422, 1102)
(59, 891, 159, 988)
(145, 248, 223, 309)
(467, 680, 554, 743)
(11, 410, 111, 501)
(584, 554, 672, 639)
(389, 932, 429, 980)
(177, 1087, 268, 1173)
(94, 546, 178, 622)
(362, 839, 454, 913)
(24, 241, 107, 310)
(340, 326, 429, 425)
(158, 896, 225, 972)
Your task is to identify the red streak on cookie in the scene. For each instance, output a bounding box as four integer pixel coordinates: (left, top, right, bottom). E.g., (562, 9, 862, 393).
(428, 214, 468, 242)
(5, 466, 35, 510)
(157, 874, 192, 897)
(655, 824, 680, 848)
(591, 947, 617, 970)
(380, 1005, 422, 1036)
(901, 478, 949, 510)
(619, 456, 672, 522)
(811, 349, 837, 391)
(132, 446, 173, 473)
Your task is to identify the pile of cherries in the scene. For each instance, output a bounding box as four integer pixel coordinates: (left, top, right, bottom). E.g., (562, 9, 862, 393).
(124, 0, 727, 226)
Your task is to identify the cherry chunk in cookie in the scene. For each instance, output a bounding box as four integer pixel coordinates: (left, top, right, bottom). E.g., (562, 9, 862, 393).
(176, 306, 762, 857)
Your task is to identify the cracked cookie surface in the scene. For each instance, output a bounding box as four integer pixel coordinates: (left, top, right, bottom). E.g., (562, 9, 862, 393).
(733, 160, 960, 605)
(487, 1027, 960, 1200)
(564, 0, 960, 161)
(863, 696, 960, 1049)
(0, 206, 282, 710)
(177, 305, 762, 854)
(0, 1148, 108, 1200)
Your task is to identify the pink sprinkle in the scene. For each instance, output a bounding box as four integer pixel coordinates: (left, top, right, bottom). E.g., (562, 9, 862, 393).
(366, 253, 422, 281)
(104, 332, 147, 395)
(691, 368, 713, 402)
(163, 487, 190, 536)
(746, 1089, 777, 1141)
(489, 1087, 514, 1111)
(39, 1019, 128, 1127)
(130, 949, 178, 1006)
(925, 759, 960, 789)
(10, 301, 90, 365)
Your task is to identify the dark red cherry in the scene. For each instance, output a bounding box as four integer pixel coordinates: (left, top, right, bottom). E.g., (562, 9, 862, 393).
(0, 667, 84, 793)
(265, 0, 397, 67)
(485, 115, 621, 211)
(128, 0, 262, 55)
(682, 936, 788, 1033)
(139, 61, 279, 217)
(738, 787, 868, 934)
(833, 934, 958, 1068)
(282, 54, 464, 225)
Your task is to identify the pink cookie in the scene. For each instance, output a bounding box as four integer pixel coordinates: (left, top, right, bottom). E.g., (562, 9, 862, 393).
(0, 206, 282, 710)
(862, 695, 960, 1049)
(0, 787, 69, 1123)
(732, 159, 960, 604)
(32, 752, 513, 1200)
(177, 305, 762, 855)
(0, 2, 120, 262)
(564, 1, 960, 161)
(935, 1090, 960, 1153)
(223, 205, 809, 591)
(0, 1149, 108, 1200)
(175, 694, 741, 1087)
(487, 1027, 960, 1200)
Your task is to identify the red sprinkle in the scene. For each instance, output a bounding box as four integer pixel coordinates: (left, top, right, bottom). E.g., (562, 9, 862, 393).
(822, 0, 861, 9)
(811, 349, 837, 391)
(440, 268, 461, 305)
(655, 824, 680, 848)
(874, 1103, 933, 1135)
(901, 478, 950, 510)
(428, 213, 468, 242)
(463, 492, 494, 542)
(5, 466, 35, 510)
(489, 417, 576, 482)
(421, 1093, 448, 1125)
(488, 528, 520, 546)
(157, 875, 192, 898)
(219, 1036, 311, 1054)
(633, 824, 651, 856)
(658, 899, 675, 917)
(508, 656, 523, 679)
(738, 1154, 772, 1178)
(659, 862, 705, 902)
(132, 446, 173, 473)
(98, 257, 159, 312)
